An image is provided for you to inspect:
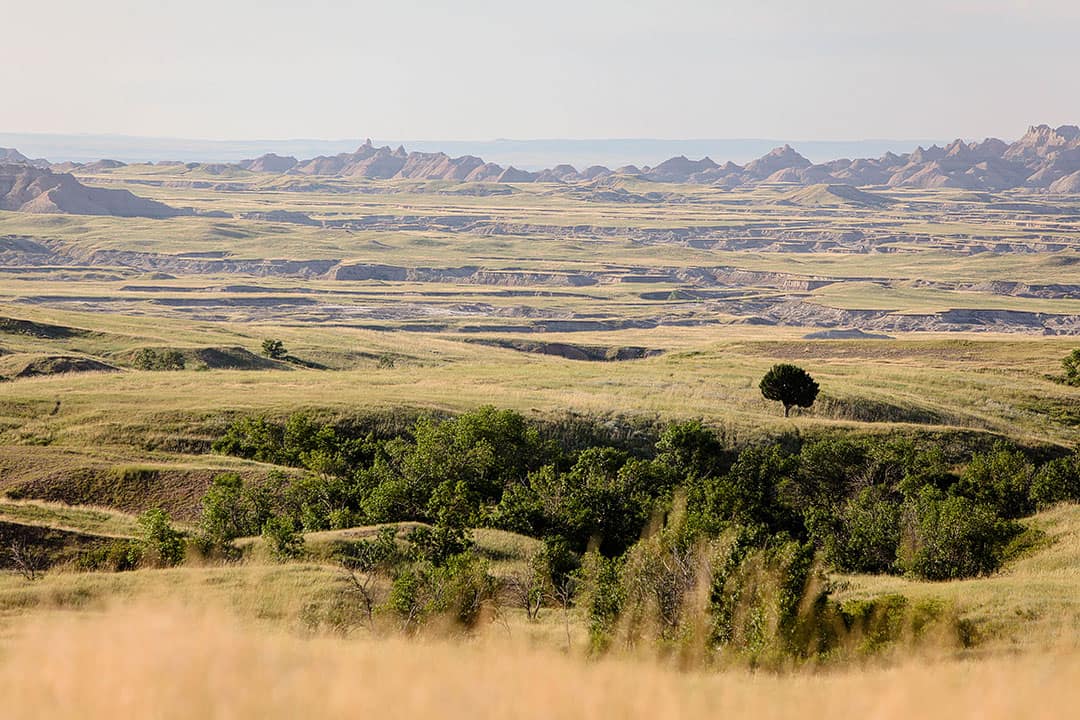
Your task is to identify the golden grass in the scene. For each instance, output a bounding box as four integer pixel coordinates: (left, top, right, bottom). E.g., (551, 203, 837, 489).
(0, 498, 141, 538)
(0, 563, 344, 631)
(0, 603, 1077, 720)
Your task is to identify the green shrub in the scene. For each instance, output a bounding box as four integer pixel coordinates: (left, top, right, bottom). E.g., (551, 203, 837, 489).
(132, 348, 185, 371)
(212, 417, 286, 464)
(789, 438, 868, 512)
(822, 485, 901, 574)
(956, 444, 1036, 519)
(619, 513, 703, 644)
(262, 515, 305, 561)
(1030, 452, 1080, 507)
(654, 420, 732, 482)
(708, 531, 822, 662)
(336, 526, 402, 573)
(405, 523, 472, 567)
(581, 552, 624, 652)
(839, 595, 971, 653)
(76, 539, 142, 572)
(897, 487, 1020, 580)
(384, 551, 496, 631)
(696, 444, 799, 536)
(196, 473, 282, 555)
(137, 508, 185, 567)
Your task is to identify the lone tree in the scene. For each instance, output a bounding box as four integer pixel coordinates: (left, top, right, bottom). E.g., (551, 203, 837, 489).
(759, 363, 820, 417)
(261, 338, 287, 360)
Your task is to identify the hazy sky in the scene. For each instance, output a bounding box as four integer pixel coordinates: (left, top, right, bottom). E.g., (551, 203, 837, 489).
(5, 0, 1079, 141)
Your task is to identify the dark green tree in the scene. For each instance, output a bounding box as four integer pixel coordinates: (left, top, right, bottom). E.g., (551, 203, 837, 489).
(1063, 348, 1080, 387)
(759, 364, 820, 417)
(137, 508, 185, 567)
(1030, 452, 1080, 507)
(261, 338, 287, 360)
(897, 486, 1019, 580)
(196, 473, 278, 552)
(132, 348, 185, 371)
(262, 515, 305, 561)
(956, 444, 1035, 519)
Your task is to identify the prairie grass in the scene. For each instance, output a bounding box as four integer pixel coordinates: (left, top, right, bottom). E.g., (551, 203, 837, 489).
(2, 332, 1075, 450)
(0, 603, 1077, 720)
(0, 499, 140, 538)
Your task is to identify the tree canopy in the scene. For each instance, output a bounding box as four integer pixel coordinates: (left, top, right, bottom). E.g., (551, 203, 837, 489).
(759, 364, 820, 417)
(261, 339, 287, 360)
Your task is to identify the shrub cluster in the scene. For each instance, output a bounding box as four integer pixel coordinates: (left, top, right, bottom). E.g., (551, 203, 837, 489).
(132, 348, 185, 371)
(211, 408, 1080, 584)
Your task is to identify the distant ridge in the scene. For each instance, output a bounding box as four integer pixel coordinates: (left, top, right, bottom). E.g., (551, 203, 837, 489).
(0, 134, 946, 167)
(220, 124, 1080, 191)
(4, 124, 1080, 193)
(772, 184, 894, 208)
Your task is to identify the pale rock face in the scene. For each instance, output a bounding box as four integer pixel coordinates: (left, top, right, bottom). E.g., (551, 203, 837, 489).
(0, 164, 182, 217)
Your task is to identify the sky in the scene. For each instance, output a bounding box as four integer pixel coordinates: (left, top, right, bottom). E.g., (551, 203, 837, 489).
(4, 0, 1079, 142)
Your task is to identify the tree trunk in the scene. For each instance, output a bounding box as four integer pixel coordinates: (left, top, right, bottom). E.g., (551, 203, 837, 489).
(784, 404, 791, 418)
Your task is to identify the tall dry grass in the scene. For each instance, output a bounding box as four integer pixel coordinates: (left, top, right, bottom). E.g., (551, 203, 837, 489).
(0, 604, 1076, 720)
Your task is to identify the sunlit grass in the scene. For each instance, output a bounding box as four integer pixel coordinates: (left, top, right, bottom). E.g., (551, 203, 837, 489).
(0, 602, 1077, 719)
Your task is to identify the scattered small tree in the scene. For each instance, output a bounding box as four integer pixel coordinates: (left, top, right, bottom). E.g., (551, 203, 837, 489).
(261, 339, 287, 360)
(8, 538, 46, 581)
(132, 348, 185, 371)
(1063, 348, 1080, 387)
(759, 363, 820, 417)
(137, 508, 185, 567)
(339, 526, 402, 628)
(505, 550, 550, 622)
(195, 473, 276, 556)
(262, 515, 305, 561)
(385, 551, 496, 632)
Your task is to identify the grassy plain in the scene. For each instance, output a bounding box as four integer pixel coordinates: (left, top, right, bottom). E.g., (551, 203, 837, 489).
(1, 175, 1078, 517)
(1, 171, 1078, 697)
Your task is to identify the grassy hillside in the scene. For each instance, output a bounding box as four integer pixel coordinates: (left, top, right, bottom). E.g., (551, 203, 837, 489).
(1, 298, 1075, 517)
(834, 503, 1080, 650)
(1, 174, 1077, 686)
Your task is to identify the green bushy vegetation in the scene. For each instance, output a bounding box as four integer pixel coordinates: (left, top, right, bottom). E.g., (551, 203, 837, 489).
(195, 406, 1080, 659)
(1063, 348, 1080, 387)
(136, 508, 185, 567)
(131, 348, 185, 371)
(209, 407, 1079, 584)
(13, 403, 1057, 662)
